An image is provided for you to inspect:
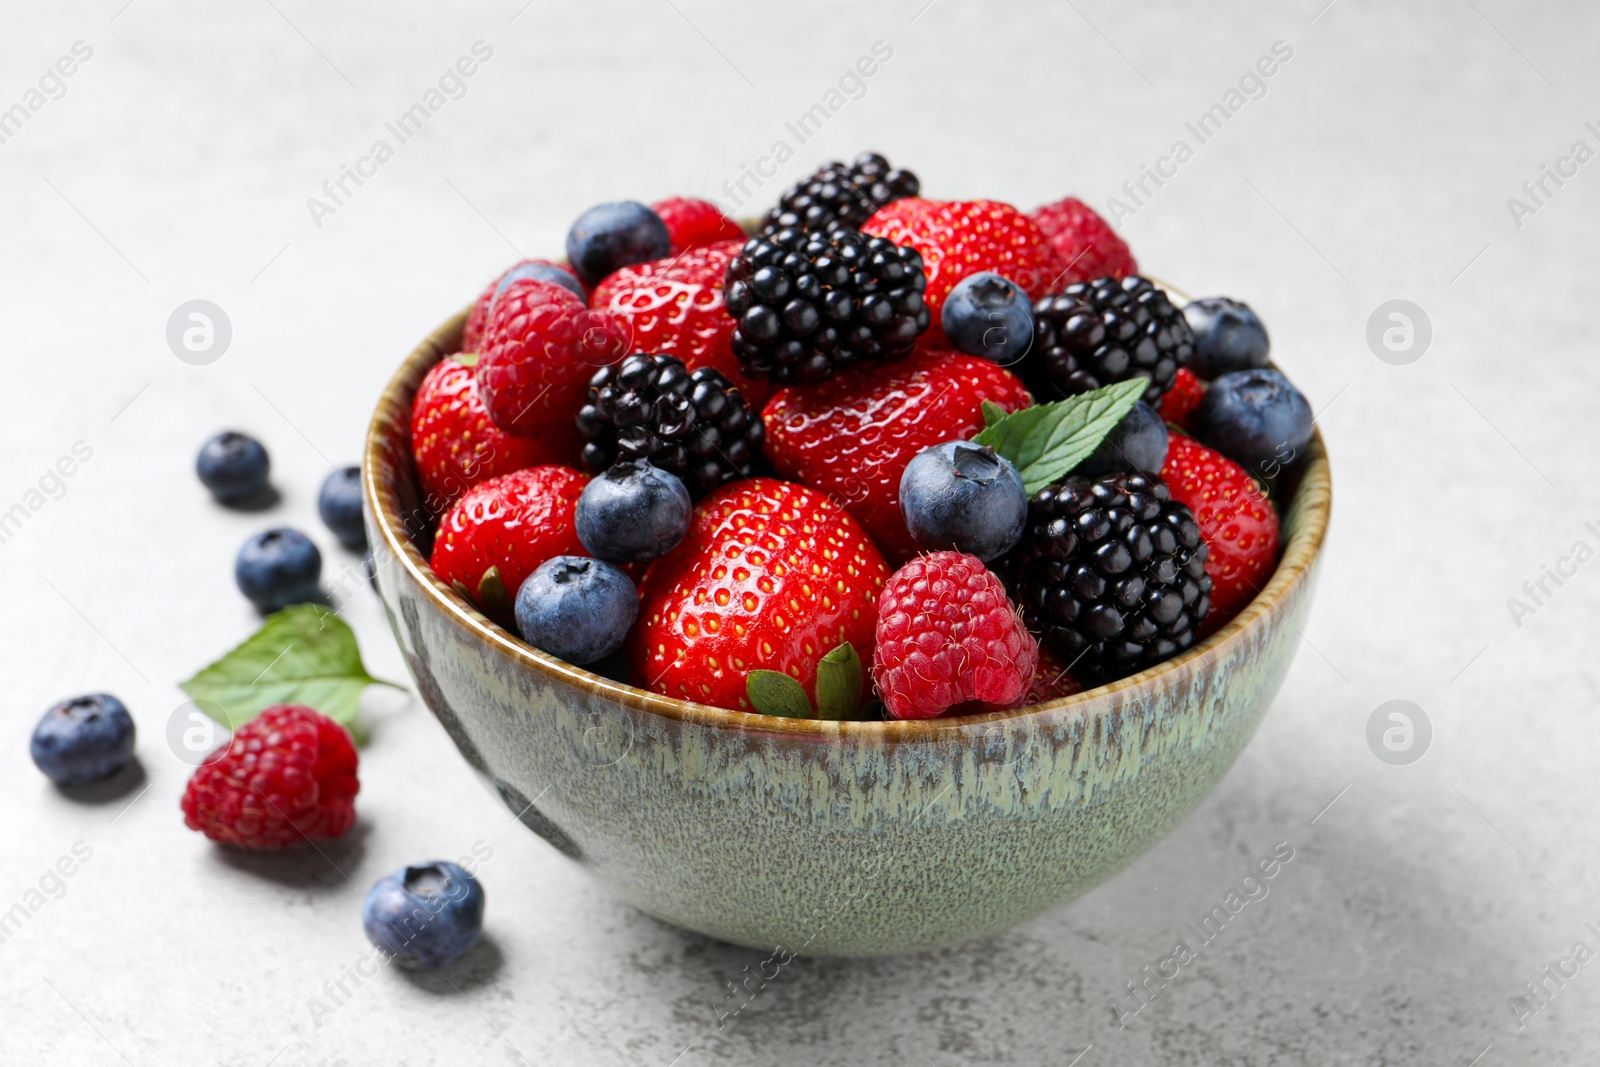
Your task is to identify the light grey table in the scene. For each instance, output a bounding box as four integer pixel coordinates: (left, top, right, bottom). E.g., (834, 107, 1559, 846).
(3, 2, 1595, 1063)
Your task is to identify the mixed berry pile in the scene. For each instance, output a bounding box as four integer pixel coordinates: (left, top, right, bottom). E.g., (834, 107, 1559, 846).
(413, 152, 1316, 721)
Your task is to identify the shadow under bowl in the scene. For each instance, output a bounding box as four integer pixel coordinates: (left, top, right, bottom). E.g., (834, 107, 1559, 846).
(363, 307, 1331, 957)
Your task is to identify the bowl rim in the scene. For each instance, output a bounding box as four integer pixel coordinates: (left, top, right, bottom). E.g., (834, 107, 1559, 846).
(364, 305, 1331, 744)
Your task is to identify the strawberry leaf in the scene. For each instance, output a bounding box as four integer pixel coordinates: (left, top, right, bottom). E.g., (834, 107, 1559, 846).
(476, 566, 513, 619)
(814, 641, 864, 720)
(973, 379, 1147, 494)
(980, 399, 1010, 428)
(179, 604, 402, 744)
(746, 670, 811, 718)
(455, 352, 480, 368)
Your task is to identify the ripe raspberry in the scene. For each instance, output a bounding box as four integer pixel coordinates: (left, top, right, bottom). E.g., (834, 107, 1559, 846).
(589, 240, 769, 407)
(1160, 434, 1279, 632)
(1158, 366, 1206, 430)
(651, 197, 745, 253)
(762, 348, 1032, 561)
(873, 551, 1039, 720)
(862, 198, 1065, 338)
(411, 356, 577, 513)
(462, 259, 585, 354)
(181, 705, 359, 849)
(430, 466, 589, 614)
(1031, 198, 1138, 286)
(476, 279, 631, 436)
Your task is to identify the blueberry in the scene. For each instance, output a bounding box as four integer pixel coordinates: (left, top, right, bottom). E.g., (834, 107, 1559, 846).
(1195, 368, 1313, 474)
(30, 694, 135, 785)
(1075, 401, 1169, 476)
(565, 201, 671, 287)
(899, 442, 1028, 562)
(196, 431, 269, 504)
(235, 528, 322, 612)
(514, 556, 638, 665)
(362, 861, 485, 971)
(575, 461, 692, 563)
(492, 261, 586, 310)
(318, 466, 367, 550)
(940, 272, 1034, 365)
(1183, 297, 1270, 379)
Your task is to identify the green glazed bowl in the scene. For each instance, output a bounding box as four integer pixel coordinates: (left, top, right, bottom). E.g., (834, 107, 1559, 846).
(364, 307, 1331, 957)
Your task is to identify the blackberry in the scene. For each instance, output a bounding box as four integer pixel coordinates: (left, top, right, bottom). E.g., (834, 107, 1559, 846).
(1002, 471, 1210, 685)
(1026, 276, 1194, 405)
(724, 227, 929, 385)
(758, 152, 920, 235)
(576, 354, 763, 498)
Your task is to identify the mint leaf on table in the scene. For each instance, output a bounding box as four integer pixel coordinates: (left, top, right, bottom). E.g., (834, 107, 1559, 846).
(179, 604, 402, 743)
(745, 670, 812, 718)
(972, 379, 1147, 494)
(813, 641, 864, 721)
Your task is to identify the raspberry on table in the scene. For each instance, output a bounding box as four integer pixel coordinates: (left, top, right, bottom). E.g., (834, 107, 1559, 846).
(1030, 197, 1138, 286)
(181, 705, 359, 849)
(873, 551, 1039, 720)
(1002, 471, 1211, 685)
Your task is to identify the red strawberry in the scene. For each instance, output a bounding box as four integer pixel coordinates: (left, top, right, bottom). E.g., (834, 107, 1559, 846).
(1159, 366, 1206, 430)
(1160, 435, 1279, 632)
(430, 465, 589, 615)
(588, 240, 770, 408)
(651, 197, 745, 254)
(476, 279, 631, 436)
(761, 348, 1032, 562)
(411, 356, 578, 513)
(462, 260, 585, 354)
(630, 478, 890, 712)
(1030, 197, 1138, 286)
(873, 551, 1038, 720)
(861, 198, 1065, 336)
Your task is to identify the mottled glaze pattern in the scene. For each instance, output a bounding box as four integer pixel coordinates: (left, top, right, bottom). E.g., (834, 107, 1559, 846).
(364, 309, 1331, 957)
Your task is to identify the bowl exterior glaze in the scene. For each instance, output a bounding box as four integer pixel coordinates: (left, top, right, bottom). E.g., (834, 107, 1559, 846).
(364, 310, 1330, 957)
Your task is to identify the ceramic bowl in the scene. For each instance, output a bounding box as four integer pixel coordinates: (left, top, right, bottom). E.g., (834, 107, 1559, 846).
(363, 306, 1331, 957)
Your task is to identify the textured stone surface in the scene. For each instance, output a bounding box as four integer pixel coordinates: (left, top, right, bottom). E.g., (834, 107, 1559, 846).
(2, 1, 1596, 1063)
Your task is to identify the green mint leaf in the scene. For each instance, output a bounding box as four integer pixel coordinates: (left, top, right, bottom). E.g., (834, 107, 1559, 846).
(980, 399, 1009, 428)
(746, 670, 812, 718)
(476, 566, 513, 619)
(814, 641, 864, 720)
(973, 379, 1148, 494)
(179, 604, 402, 744)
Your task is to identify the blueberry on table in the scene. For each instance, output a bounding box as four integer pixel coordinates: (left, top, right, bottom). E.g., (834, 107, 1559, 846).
(30, 693, 135, 785)
(235, 528, 322, 612)
(899, 442, 1028, 562)
(318, 466, 366, 550)
(1075, 401, 1170, 477)
(565, 201, 671, 287)
(1194, 368, 1313, 475)
(941, 272, 1034, 365)
(514, 556, 638, 665)
(575, 460, 692, 563)
(196, 431, 269, 504)
(1183, 297, 1270, 379)
(363, 862, 485, 970)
